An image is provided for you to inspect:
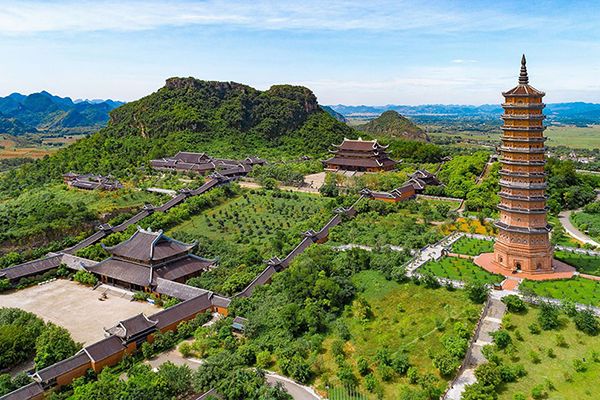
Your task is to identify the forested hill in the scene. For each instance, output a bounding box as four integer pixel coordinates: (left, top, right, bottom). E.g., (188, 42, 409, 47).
(0, 78, 355, 194)
(357, 110, 429, 142)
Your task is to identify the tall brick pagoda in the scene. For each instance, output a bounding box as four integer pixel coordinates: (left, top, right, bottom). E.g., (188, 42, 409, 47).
(493, 55, 553, 273)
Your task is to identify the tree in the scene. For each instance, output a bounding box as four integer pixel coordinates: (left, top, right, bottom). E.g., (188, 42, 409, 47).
(574, 309, 600, 336)
(491, 330, 512, 350)
(474, 363, 502, 388)
(461, 382, 497, 400)
(466, 282, 489, 304)
(34, 323, 81, 369)
(432, 351, 460, 376)
(501, 295, 527, 313)
(538, 302, 560, 330)
(157, 362, 192, 397)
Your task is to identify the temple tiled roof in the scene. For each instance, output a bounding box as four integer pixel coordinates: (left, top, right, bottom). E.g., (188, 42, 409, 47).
(104, 228, 195, 263)
(0, 382, 44, 400)
(333, 138, 388, 151)
(154, 255, 215, 282)
(86, 258, 152, 287)
(34, 352, 91, 383)
(150, 293, 213, 330)
(82, 336, 125, 363)
(106, 313, 157, 340)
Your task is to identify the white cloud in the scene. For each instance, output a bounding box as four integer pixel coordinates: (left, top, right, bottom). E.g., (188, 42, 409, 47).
(452, 59, 478, 64)
(0, 0, 563, 35)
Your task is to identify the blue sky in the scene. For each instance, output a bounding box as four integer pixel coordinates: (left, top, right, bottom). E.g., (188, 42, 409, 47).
(1, 0, 599, 105)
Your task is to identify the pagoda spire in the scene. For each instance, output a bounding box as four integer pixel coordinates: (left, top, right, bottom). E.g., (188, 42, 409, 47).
(519, 54, 529, 85)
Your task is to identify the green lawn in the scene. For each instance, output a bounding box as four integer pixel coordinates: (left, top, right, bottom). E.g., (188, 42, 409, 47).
(495, 306, 600, 399)
(168, 190, 333, 258)
(555, 250, 600, 276)
(317, 270, 482, 399)
(520, 277, 600, 306)
(451, 236, 494, 256)
(420, 256, 504, 284)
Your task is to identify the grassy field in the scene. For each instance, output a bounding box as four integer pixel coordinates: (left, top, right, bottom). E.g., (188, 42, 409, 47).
(168, 190, 333, 258)
(545, 125, 600, 149)
(420, 256, 504, 284)
(429, 125, 600, 150)
(495, 306, 600, 399)
(520, 277, 600, 306)
(554, 250, 600, 276)
(440, 217, 496, 236)
(451, 236, 494, 256)
(0, 136, 56, 159)
(316, 270, 482, 399)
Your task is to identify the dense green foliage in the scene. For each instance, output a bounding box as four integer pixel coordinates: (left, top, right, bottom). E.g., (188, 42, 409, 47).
(0, 308, 80, 375)
(0, 79, 355, 194)
(34, 323, 81, 369)
(0, 308, 45, 370)
(546, 158, 598, 212)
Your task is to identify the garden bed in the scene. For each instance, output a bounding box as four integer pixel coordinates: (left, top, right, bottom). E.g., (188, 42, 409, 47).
(450, 236, 494, 256)
(420, 256, 504, 284)
(520, 277, 600, 306)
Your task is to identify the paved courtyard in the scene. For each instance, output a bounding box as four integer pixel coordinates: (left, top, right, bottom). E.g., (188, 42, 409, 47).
(0, 279, 158, 345)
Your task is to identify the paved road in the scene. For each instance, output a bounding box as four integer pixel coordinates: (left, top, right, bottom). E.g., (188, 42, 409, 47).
(266, 373, 321, 400)
(558, 209, 600, 247)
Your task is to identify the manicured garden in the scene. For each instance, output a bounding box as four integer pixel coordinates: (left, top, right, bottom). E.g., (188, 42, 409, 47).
(315, 270, 482, 399)
(169, 189, 334, 257)
(520, 277, 600, 306)
(450, 236, 494, 256)
(468, 301, 600, 400)
(554, 250, 600, 276)
(420, 257, 504, 284)
(328, 199, 444, 249)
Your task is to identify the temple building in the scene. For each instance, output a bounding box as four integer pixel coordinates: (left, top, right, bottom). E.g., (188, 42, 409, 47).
(323, 138, 398, 172)
(63, 173, 123, 191)
(493, 55, 553, 273)
(86, 227, 215, 291)
(150, 152, 265, 177)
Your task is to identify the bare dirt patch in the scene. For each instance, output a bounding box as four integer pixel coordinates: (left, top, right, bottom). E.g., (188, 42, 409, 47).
(0, 279, 158, 345)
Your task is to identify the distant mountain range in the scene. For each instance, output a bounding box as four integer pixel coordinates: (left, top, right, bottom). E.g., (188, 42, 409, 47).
(328, 102, 600, 126)
(0, 91, 124, 135)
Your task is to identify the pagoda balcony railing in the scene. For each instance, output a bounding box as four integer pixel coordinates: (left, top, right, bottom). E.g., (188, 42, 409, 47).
(499, 180, 548, 190)
(499, 170, 547, 178)
(501, 136, 547, 143)
(497, 204, 549, 214)
(498, 146, 546, 154)
(502, 102, 545, 109)
(501, 126, 545, 132)
(494, 221, 552, 234)
(500, 158, 545, 166)
(501, 114, 546, 121)
(499, 192, 548, 201)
